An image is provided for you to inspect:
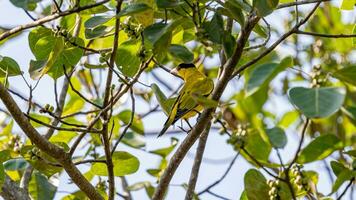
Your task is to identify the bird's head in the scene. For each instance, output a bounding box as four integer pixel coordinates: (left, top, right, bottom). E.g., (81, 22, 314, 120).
(170, 63, 196, 79)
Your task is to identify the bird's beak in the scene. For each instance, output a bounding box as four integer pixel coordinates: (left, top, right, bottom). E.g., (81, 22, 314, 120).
(170, 68, 179, 76)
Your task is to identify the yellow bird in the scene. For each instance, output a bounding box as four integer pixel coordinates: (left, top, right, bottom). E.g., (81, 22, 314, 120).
(158, 63, 214, 137)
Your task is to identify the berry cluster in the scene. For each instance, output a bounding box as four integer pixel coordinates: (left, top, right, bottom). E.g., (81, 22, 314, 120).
(267, 179, 280, 200)
(26, 147, 41, 161)
(290, 164, 306, 191)
(122, 17, 143, 40)
(40, 104, 54, 113)
(310, 65, 326, 88)
(227, 124, 248, 149)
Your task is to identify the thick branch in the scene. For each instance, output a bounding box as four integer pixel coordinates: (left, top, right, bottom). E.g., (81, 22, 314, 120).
(152, 14, 260, 200)
(0, 83, 103, 200)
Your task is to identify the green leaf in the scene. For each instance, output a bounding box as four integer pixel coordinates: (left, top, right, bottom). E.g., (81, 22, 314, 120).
(223, 32, 236, 58)
(156, 0, 183, 8)
(246, 57, 292, 96)
(118, 109, 144, 134)
(91, 151, 140, 176)
(297, 134, 344, 164)
(224, 0, 245, 26)
(151, 83, 176, 115)
(85, 26, 113, 39)
(117, 3, 151, 17)
(253, 0, 279, 17)
(9, 0, 40, 11)
(266, 127, 287, 149)
(340, 0, 355, 10)
(330, 161, 347, 177)
(288, 87, 345, 118)
(150, 137, 178, 158)
(204, 13, 224, 44)
(333, 66, 356, 86)
(345, 150, 356, 157)
(278, 110, 299, 128)
(168, 44, 194, 63)
(122, 132, 146, 149)
(353, 24, 356, 46)
(0, 56, 22, 77)
(84, 63, 107, 69)
(244, 169, 269, 200)
(3, 158, 28, 171)
(0, 164, 5, 190)
(84, 16, 113, 29)
(331, 168, 355, 193)
(243, 129, 271, 163)
(29, 171, 57, 200)
(115, 40, 141, 77)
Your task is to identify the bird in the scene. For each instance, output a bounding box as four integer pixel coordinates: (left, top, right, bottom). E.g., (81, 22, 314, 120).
(158, 63, 214, 137)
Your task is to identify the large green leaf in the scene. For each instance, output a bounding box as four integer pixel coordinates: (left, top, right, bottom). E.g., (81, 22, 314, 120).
(288, 87, 345, 118)
(91, 151, 140, 176)
(330, 161, 347, 177)
(0, 56, 22, 77)
(84, 16, 113, 29)
(3, 158, 28, 171)
(118, 109, 144, 134)
(244, 169, 269, 200)
(85, 25, 113, 39)
(168, 44, 194, 63)
(246, 56, 292, 96)
(115, 40, 141, 77)
(266, 127, 287, 149)
(297, 134, 344, 164)
(156, 0, 183, 8)
(29, 171, 57, 200)
(28, 27, 84, 79)
(253, 0, 279, 16)
(204, 13, 224, 44)
(340, 0, 355, 10)
(331, 168, 355, 193)
(243, 130, 271, 163)
(117, 3, 151, 17)
(333, 66, 356, 86)
(9, 0, 41, 11)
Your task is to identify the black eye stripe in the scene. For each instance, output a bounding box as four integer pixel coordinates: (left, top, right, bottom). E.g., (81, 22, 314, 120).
(178, 63, 195, 69)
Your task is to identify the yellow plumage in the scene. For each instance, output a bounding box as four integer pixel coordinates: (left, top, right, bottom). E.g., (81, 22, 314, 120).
(158, 63, 214, 137)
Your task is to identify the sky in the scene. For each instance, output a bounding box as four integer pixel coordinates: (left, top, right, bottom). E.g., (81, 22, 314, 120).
(0, 0, 354, 199)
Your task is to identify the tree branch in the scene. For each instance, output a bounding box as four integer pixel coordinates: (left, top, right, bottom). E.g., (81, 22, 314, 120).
(0, 0, 110, 41)
(0, 83, 103, 199)
(295, 30, 356, 38)
(185, 123, 211, 200)
(152, 14, 260, 200)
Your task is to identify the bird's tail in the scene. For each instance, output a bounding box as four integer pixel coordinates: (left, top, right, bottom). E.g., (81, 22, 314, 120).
(157, 118, 172, 137)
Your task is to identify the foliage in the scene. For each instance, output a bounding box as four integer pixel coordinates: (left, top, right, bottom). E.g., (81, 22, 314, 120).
(0, 0, 355, 200)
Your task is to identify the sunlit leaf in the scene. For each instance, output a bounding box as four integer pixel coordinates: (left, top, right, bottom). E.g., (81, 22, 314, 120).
(0, 56, 22, 77)
(331, 168, 355, 193)
(84, 16, 113, 29)
(118, 109, 144, 134)
(297, 134, 344, 164)
(91, 151, 140, 176)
